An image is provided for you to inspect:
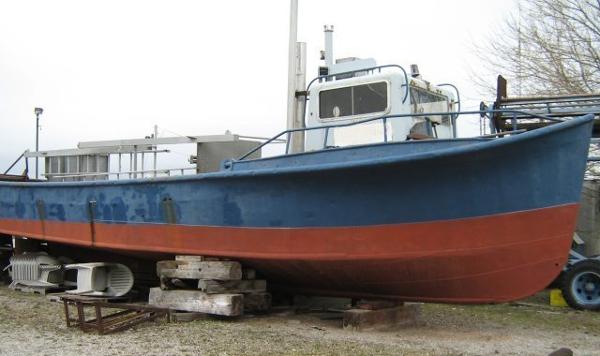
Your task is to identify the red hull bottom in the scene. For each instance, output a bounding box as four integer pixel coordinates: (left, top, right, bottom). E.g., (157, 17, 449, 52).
(0, 204, 577, 303)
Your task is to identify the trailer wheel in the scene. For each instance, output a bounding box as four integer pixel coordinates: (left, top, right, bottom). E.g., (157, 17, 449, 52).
(561, 259, 600, 310)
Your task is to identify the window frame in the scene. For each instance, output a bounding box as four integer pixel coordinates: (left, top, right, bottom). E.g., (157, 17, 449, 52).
(317, 80, 391, 122)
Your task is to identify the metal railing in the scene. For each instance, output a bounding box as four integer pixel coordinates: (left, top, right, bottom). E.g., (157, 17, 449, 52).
(3, 150, 29, 175)
(44, 167, 197, 181)
(437, 83, 461, 138)
(237, 109, 563, 162)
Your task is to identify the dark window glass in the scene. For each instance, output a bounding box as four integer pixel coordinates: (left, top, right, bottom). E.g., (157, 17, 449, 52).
(354, 82, 387, 115)
(319, 82, 387, 119)
(319, 87, 352, 119)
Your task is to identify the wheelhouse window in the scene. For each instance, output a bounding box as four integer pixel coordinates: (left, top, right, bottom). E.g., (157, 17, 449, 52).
(409, 86, 451, 124)
(319, 81, 388, 119)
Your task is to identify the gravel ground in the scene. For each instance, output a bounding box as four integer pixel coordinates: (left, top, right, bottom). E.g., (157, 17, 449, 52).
(0, 286, 598, 356)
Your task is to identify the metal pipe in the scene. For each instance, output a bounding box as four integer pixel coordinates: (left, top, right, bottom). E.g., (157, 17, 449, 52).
(35, 114, 39, 179)
(44, 167, 196, 179)
(286, 0, 299, 131)
(383, 118, 388, 142)
(437, 83, 461, 138)
(133, 146, 138, 179)
(324, 25, 334, 69)
(236, 109, 574, 161)
(290, 42, 307, 153)
(153, 124, 158, 177)
(34, 109, 43, 179)
(3, 151, 27, 175)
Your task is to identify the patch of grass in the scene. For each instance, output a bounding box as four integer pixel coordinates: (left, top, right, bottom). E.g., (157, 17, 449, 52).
(422, 291, 600, 336)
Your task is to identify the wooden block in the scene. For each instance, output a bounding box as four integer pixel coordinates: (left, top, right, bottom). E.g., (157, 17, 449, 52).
(356, 299, 402, 310)
(244, 292, 272, 313)
(197, 279, 267, 294)
(171, 311, 209, 322)
(343, 304, 421, 331)
(293, 295, 352, 310)
(175, 255, 206, 262)
(157, 261, 242, 280)
(242, 268, 256, 280)
(157, 260, 183, 275)
(148, 288, 243, 316)
(203, 257, 222, 261)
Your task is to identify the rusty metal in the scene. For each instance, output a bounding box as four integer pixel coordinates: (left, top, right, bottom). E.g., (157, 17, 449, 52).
(62, 295, 170, 334)
(492, 75, 600, 135)
(0, 174, 29, 182)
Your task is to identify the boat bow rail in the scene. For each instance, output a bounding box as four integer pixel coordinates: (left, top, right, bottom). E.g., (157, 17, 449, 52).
(231, 109, 570, 169)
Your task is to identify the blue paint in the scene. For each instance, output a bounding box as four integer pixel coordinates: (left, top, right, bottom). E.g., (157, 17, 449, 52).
(0, 115, 594, 228)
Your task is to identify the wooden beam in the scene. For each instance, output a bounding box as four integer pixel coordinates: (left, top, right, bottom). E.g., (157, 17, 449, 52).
(157, 260, 242, 281)
(343, 304, 421, 331)
(148, 288, 243, 316)
(197, 280, 266, 294)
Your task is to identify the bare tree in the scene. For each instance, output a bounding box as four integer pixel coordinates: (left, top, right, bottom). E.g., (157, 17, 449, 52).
(473, 0, 600, 97)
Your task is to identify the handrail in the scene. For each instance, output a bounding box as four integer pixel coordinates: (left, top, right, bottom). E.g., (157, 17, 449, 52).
(3, 150, 28, 175)
(236, 109, 562, 161)
(306, 64, 410, 104)
(437, 83, 461, 138)
(45, 167, 197, 180)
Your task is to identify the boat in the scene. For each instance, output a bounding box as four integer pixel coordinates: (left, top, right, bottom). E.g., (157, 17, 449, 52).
(0, 111, 594, 303)
(0, 20, 595, 303)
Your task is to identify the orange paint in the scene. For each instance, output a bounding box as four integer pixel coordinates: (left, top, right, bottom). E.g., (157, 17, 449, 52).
(0, 204, 577, 303)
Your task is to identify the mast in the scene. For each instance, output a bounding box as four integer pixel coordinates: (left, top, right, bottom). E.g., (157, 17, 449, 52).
(286, 0, 306, 153)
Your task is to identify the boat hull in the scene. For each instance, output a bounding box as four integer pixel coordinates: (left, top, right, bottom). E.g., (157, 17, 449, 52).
(0, 114, 594, 303)
(0, 203, 577, 302)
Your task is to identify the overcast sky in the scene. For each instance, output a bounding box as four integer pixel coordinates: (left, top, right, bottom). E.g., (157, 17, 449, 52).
(0, 0, 515, 174)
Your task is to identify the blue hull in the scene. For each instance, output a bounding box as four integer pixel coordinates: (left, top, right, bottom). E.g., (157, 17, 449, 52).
(0, 115, 593, 228)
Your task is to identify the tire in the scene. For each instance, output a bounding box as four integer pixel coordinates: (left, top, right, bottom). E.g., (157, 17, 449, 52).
(561, 259, 600, 311)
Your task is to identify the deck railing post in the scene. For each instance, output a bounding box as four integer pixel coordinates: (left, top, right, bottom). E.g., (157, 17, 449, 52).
(323, 127, 330, 148)
(383, 117, 388, 142)
(285, 132, 291, 154)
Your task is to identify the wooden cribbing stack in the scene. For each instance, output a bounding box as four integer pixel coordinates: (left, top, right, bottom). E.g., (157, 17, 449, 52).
(148, 256, 271, 317)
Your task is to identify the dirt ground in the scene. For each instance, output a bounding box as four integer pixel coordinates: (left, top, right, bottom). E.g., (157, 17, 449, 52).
(0, 286, 598, 356)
